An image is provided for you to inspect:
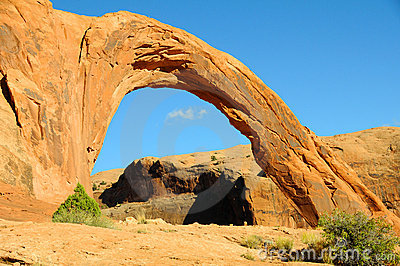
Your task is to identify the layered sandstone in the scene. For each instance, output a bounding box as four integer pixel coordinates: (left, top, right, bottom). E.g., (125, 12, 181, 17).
(322, 127, 400, 216)
(95, 127, 400, 227)
(0, 0, 398, 229)
(97, 145, 307, 227)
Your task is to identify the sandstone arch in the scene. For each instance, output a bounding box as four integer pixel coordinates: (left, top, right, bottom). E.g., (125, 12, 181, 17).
(0, 0, 399, 230)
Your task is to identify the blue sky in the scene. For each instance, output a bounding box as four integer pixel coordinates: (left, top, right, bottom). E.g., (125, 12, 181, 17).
(50, 0, 400, 174)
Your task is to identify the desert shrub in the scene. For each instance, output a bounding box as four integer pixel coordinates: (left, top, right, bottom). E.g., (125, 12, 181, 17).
(52, 209, 115, 229)
(274, 236, 294, 251)
(240, 251, 255, 261)
(92, 183, 98, 191)
(240, 235, 264, 249)
(300, 231, 329, 262)
(301, 231, 328, 250)
(318, 209, 400, 265)
(52, 183, 114, 228)
(134, 210, 148, 224)
(100, 180, 107, 186)
(211, 155, 217, 161)
(301, 232, 321, 246)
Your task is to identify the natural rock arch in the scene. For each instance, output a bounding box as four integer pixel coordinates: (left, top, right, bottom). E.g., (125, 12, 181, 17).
(0, 0, 399, 229)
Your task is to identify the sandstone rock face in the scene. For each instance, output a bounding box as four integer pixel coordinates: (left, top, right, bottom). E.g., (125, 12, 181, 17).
(0, 0, 398, 229)
(322, 127, 400, 216)
(98, 145, 308, 227)
(98, 127, 400, 227)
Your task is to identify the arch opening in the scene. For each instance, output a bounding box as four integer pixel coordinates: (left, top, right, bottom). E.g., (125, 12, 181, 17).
(91, 87, 259, 226)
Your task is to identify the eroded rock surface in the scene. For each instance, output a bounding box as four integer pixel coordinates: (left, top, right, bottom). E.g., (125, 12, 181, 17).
(322, 127, 400, 216)
(98, 145, 308, 227)
(0, 218, 322, 265)
(0, 0, 398, 230)
(97, 127, 400, 227)
(99, 145, 307, 227)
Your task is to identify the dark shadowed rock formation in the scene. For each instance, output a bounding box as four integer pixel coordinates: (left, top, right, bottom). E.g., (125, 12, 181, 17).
(1, 0, 399, 230)
(98, 145, 308, 227)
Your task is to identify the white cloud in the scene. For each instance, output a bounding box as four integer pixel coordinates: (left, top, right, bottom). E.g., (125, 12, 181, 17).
(197, 109, 207, 119)
(166, 107, 207, 121)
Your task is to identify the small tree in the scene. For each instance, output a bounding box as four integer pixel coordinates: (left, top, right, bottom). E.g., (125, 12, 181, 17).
(52, 183, 101, 220)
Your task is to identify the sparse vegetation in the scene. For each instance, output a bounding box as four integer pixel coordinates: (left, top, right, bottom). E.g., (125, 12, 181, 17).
(92, 183, 98, 191)
(134, 210, 148, 224)
(273, 236, 293, 251)
(52, 209, 115, 229)
(261, 211, 400, 264)
(318, 209, 400, 265)
(301, 231, 321, 246)
(137, 229, 147, 234)
(240, 235, 264, 249)
(162, 228, 177, 233)
(211, 155, 217, 161)
(52, 183, 114, 229)
(300, 231, 328, 262)
(100, 180, 107, 186)
(240, 251, 255, 261)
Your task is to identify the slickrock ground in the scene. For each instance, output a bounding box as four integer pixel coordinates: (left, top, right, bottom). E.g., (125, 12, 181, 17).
(0, 181, 56, 222)
(0, 218, 326, 265)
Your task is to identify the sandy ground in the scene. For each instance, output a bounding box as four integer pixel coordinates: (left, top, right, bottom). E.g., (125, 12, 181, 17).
(0, 218, 328, 265)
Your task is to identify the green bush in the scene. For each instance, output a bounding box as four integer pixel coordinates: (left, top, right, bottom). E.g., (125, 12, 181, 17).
(53, 183, 101, 219)
(240, 235, 264, 249)
(318, 209, 400, 265)
(211, 155, 217, 161)
(52, 183, 110, 228)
